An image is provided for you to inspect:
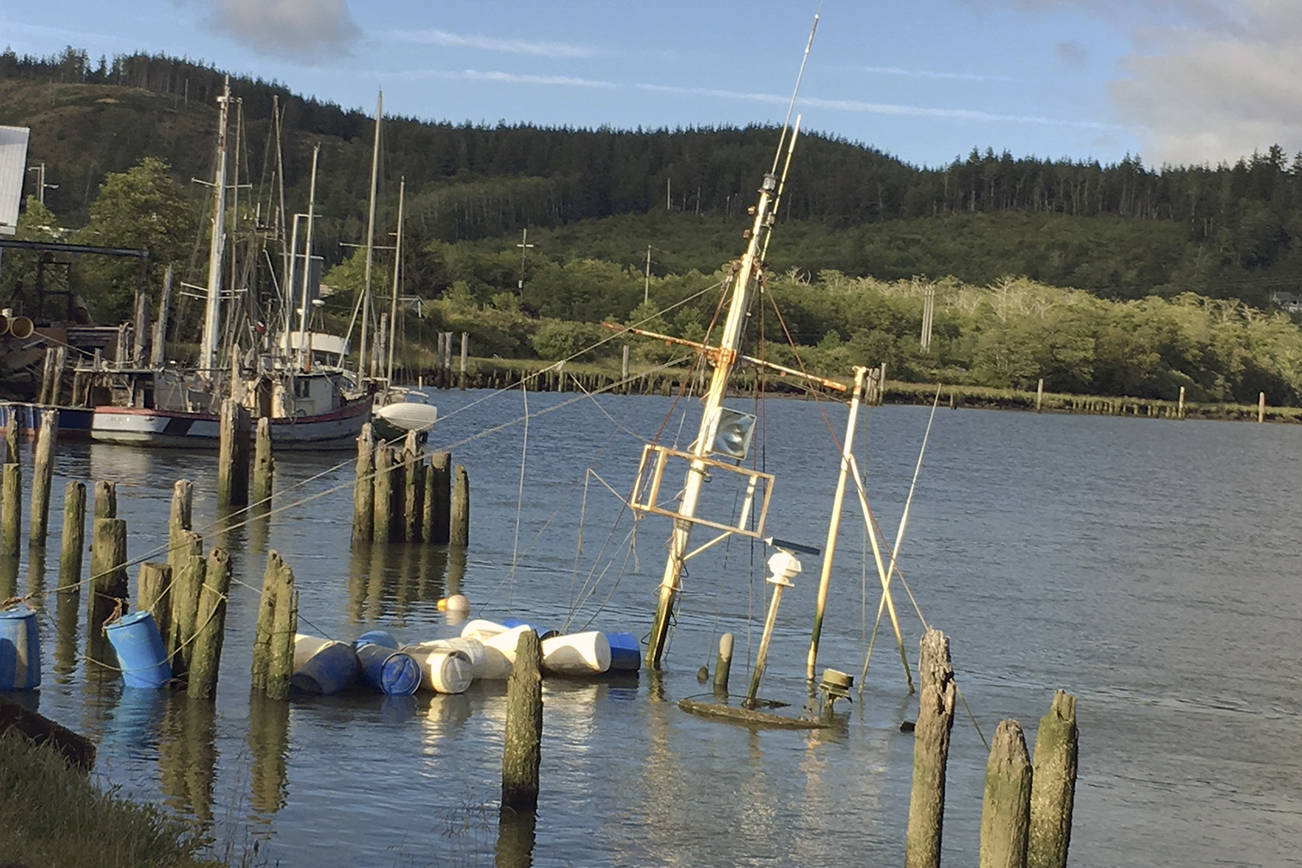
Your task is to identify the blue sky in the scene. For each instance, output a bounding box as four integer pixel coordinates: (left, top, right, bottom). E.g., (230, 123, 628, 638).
(3, 0, 1299, 169)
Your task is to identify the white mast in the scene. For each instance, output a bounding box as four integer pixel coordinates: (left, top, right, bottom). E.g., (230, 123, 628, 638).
(297, 143, 320, 368)
(198, 75, 231, 377)
(645, 14, 819, 669)
(360, 90, 382, 381)
(385, 177, 404, 386)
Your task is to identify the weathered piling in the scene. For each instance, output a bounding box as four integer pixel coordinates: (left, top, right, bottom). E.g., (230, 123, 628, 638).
(93, 480, 116, 519)
(352, 423, 375, 544)
(1, 463, 21, 558)
(58, 480, 86, 593)
(450, 463, 470, 547)
(501, 629, 543, 811)
(3, 415, 18, 463)
(459, 332, 468, 390)
(28, 409, 57, 546)
(38, 348, 57, 406)
(87, 517, 128, 665)
(403, 430, 422, 542)
(167, 531, 205, 675)
(1035, 379, 1044, 413)
(1028, 691, 1078, 868)
(252, 417, 273, 506)
(428, 451, 451, 544)
(217, 398, 251, 508)
(1258, 392, 1266, 424)
(252, 550, 297, 700)
(372, 444, 396, 544)
(136, 562, 172, 653)
(1178, 386, 1186, 420)
(979, 719, 1033, 868)
(168, 480, 193, 581)
(906, 629, 957, 868)
(187, 549, 232, 700)
(713, 632, 734, 695)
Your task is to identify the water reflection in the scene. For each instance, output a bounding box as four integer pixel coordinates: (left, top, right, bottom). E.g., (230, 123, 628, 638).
(423, 692, 472, 739)
(247, 694, 290, 815)
(53, 588, 79, 682)
(380, 693, 419, 724)
(102, 687, 166, 755)
(495, 806, 537, 868)
(25, 547, 46, 601)
(348, 542, 456, 623)
(0, 553, 19, 599)
(214, 506, 248, 554)
(158, 697, 218, 824)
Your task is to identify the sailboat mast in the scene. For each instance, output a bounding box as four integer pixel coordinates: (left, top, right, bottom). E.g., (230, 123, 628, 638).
(297, 143, 320, 366)
(198, 75, 231, 376)
(386, 177, 404, 386)
(359, 90, 382, 381)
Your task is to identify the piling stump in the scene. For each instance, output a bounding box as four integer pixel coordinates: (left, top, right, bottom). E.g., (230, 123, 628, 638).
(906, 629, 957, 868)
(372, 445, 395, 544)
(217, 399, 251, 508)
(93, 480, 116, 519)
(429, 451, 451, 544)
(1, 463, 20, 558)
(402, 431, 421, 542)
(58, 481, 86, 595)
(187, 549, 232, 700)
(352, 424, 375, 544)
(713, 633, 734, 695)
(168, 480, 194, 582)
(451, 463, 470, 547)
(252, 417, 274, 506)
(28, 409, 58, 546)
(501, 629, 543, 811)
(136, 562, 172, 654)
(253, 550, 297, 700)
(87, 517, 128, 666)
(1028, 691, 1078, 868)
(167, 531, 204, 676)
(979, 719, 1033, 868)
(4, 416, 18, 463)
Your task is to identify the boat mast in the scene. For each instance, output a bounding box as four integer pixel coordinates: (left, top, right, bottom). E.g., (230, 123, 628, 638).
(385, 177, 404, 386)
(297, 143, 320, 369)
(359, 90, 382, 382)
(198, 75, 231, 378)
(645, 14, 819, 670)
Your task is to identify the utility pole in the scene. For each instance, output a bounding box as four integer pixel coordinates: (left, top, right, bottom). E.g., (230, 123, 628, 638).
(517, 228, 534, 292)
(26, 163, 57, 206)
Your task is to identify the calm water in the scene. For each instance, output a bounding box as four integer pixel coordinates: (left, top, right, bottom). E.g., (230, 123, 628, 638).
(7, 390, 1302, 866)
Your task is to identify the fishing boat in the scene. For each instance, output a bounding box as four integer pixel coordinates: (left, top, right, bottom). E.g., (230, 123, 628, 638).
(86, 77, 371, 450)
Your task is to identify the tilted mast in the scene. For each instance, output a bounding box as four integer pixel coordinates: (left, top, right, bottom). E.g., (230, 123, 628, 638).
(644, 15, 820, 669)
(198, 75, 231, 377)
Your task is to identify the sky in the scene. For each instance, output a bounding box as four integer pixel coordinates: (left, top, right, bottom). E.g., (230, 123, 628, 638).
(2, 0, 1300, 170)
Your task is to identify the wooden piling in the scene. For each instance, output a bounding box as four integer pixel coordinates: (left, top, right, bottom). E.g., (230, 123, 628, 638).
(136, 562, 172, 654)
(450, 463, 470, 547)
(217, 398, 251, 507)
(252, 417, 273, 506)
(501, 629, 543, 811)
(168, 480, 193, 580)
(167, 531, 204, 676)
(429, 451, 451, 544)
(252, 550, 297, 700)
(421, 461, 436, 542)
(352, 423, 375, 544)
(403, 430, 422, 542)
(93, 480, 116, 519)
(1178, 386, 1186, 420)
(1258, 392, 1266, 424)
(2, 417, 16, 464)
(187, 548, 232, 700)
(979, 720, 1033, 868)
(1, 463, 20, 558)
(50, 346, 65, 406)
(87, 517, 128, 665)
(713, 632, 734, 695)
(58, 480, 86, 595)
(1028, 691, 1078, 868)
(28, 409, 58, 547)
(372, 444, 395, 544)
(1035, 379, 1044, 413)
(906, 629, 957, 868)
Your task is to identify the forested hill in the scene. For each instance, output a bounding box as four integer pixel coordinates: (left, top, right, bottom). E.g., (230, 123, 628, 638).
(3, 46, 1302, 308)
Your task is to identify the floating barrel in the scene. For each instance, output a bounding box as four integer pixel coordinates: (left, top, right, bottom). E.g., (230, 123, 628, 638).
(405, 646, 474, 694)
(459, 619, 506, 642)
(354, 633, 420, 696)
(606, 632, 641, 672)
(502, 617, 558, 640)
(403, 637, 486, 680)
(478, 624, 532, 679)
(541, 631, 611, 677)
(0, 605, 40, 690)
(291, 634, 359, 695)
(8, 317, 34, 340)
(105, 610, 171, 688)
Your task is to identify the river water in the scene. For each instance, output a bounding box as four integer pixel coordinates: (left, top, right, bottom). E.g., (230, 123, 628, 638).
(7, 389, 1301, 866)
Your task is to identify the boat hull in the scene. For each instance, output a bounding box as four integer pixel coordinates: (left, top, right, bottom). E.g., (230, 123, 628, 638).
(0, 402, 94, 441)
(89, 397, 371, 450)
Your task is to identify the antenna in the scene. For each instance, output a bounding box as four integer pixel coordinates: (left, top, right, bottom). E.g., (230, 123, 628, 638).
(770, 13, 820, 175)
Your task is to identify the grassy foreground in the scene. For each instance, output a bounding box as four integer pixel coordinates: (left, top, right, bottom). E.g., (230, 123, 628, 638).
(0, 729, 218, 868)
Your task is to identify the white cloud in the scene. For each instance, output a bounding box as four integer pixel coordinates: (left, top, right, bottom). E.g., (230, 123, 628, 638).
(391, 29, 602, 60)
(204, 0, 360, 62)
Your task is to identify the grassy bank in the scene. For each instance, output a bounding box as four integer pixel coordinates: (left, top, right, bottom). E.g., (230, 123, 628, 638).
(0, 728, 218, 868)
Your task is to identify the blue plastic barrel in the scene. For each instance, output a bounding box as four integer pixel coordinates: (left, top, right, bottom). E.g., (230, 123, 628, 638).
(105, 610, 171, 688)
(606, 631, 641, 672)
(356, 642, 421, 696)
(502, 618, 558, 640)
(355, 630, 399, 650)
(0, 605, 41, 690)
(291, 640, 359, 695)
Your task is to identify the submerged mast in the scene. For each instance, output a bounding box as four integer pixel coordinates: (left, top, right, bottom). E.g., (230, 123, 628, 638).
(645, 15, 819, 669)
(385, 177, 404, 385)
(297, 144, 320, 368)
(198, 75, 231, 377)
(359, 90, 382, 381)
